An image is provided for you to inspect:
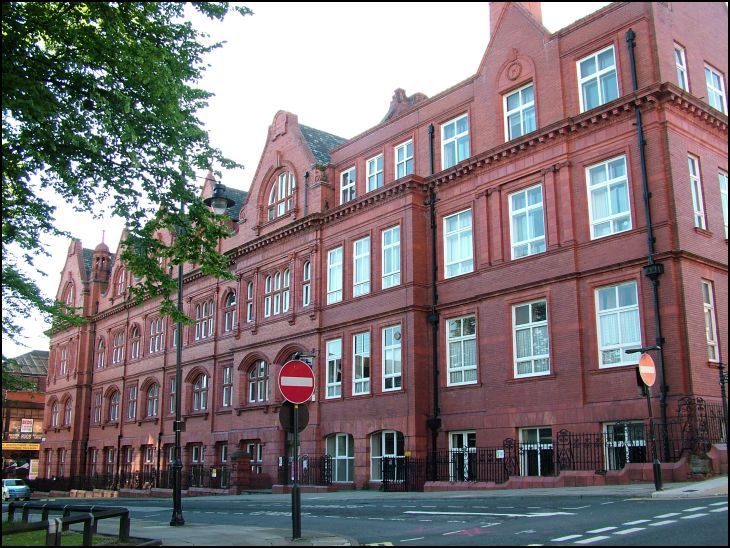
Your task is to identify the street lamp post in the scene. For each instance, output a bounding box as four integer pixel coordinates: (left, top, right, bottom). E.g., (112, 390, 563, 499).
(626, 345, 662, 492)
(170, 181, 234, 527)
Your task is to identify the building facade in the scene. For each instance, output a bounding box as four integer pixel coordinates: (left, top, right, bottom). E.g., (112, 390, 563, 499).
(41, 2, 727, 490)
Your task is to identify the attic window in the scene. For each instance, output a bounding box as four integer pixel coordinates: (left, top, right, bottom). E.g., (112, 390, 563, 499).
(268, 171, 296, 221)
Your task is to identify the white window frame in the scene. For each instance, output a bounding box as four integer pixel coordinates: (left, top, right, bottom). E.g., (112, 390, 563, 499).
(340, 167, 356, 204)
(327, 247, 343, 304)
(353, 237, 370, 297)
(720, 171, 728, 239)
(381, 225, 401, 289)
(382, 325, 402, 391)
(168, 378, 176, 415)
(192, 374, 208, 411)
(395, 140, 413, 179)
(326, 338, 342, 399)
(223, 291, 236, 333)
(352, 332, 370, 395)
(688, 155, 706, 229)
(326, 433, 354, 483)
(127, 385, 137, 420)
(596, 281, 642, 368)
(702, 280, 719, 362)
(146, 384, 159, 417)
(149, 318, 164, 354)
(504, 82, 536, 140)
(441, 113, 470, 170)
(268, 171, 296, 220)
(59, 346, 68, 376)
(112, 331, 125, 365)
(248, 361, 269, 403)
(603, 421, 646, 470)
(93, 392, 102, 424)
(109, 391, 119, 422)
(586, 155, 632, 239)
(509, 184, 546, 259)
(302, 261, 311, 307)
(246, 281, 254, 323)
(674, 43, 689, 92)
(578, 44, 619, 112)
(519, 427, 553, 476)
(446, 315, 478, 386)
(705, 64, 727, 114)
(513, 299, 550, 378)
(443, 209, 474, 278)
(130, 326, 140, 360)
(370, 430, 404, 481)
(366, 153, 384, 192)
(222, 365, 233, 407)
(449, 431, 477, 482)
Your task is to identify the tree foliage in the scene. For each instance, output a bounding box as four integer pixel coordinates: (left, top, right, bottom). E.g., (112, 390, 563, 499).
(2, 2, 251, 344)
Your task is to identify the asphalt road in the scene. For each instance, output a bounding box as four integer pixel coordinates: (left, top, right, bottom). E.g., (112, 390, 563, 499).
(10, 490, 727, 546)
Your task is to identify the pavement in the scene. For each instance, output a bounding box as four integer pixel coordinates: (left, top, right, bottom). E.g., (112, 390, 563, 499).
(5, 476, 727, 546)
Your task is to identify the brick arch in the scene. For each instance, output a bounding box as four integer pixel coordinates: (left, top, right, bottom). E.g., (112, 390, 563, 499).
(238, 352, 271, 373)
(273, 344, 308, 366)
(103, 384, 121, 399)
(139, 376, 160, 393)
(184, 365, 212, 384)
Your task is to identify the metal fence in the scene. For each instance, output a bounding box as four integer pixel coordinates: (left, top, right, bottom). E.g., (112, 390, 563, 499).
(277, 455, 332, 486)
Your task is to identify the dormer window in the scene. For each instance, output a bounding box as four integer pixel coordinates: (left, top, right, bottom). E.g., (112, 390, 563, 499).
(268, 171, 296, 220)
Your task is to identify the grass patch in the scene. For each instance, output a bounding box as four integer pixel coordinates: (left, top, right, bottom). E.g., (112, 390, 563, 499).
(2, 526, 136, 546)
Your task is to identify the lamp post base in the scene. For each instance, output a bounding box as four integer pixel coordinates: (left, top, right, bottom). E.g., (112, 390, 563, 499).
(170, 511, 185, 527)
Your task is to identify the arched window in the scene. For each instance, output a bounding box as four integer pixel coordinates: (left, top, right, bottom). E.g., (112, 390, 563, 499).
(63, 283, 74, 307)
(96, 338, 106, 369)
(112, 331, 125, 365)
(115, 267, 127, 297)
(130, 326, 141, 359)
(149, 317, 164, 353)
(223, 291, 237, 333)
(192, 374, 208, 411)
(109, 391, 120, 422)
(64, 399, 73, 426)
(246, 281, 254, 323)
(267, 171, 296, 221)
(194, 299, 215, 340)
(146, 384, 159, 417)
(248, 361, 269, 403)
(50, 401, 59, 427)
(302, 261, 311, 307)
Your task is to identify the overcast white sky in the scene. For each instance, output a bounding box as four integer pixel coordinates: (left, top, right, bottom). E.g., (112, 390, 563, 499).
(4, 2, 610, 359)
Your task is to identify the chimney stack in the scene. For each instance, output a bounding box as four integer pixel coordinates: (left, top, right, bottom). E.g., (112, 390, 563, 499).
(490, 2, 543, 36)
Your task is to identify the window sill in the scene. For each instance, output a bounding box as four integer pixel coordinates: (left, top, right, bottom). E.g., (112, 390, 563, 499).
(184, 411, 210, 420)
(507, 373, 555, 384)
(215, 409, 233, 416)
(137, 417, 159, 426)
(236, 404, 271, 416)
(693, 226, 712, 238)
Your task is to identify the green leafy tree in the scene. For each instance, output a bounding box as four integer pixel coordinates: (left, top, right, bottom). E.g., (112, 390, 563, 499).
(2, 2, 251, 348)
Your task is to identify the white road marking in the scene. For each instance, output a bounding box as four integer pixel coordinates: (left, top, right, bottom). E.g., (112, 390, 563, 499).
(654, 512, 680, 518)
(575, 536, 610, 544)
(710, 507, 728, 513)
(680, 513, 707, 519)
(551, 534, 583, 542)
(401, 538, 424, 543)
(682, 506, 707, 512)
(587, 527, 617, 533)
(623, 519, 650, 525)
(649, 520, 677, 526)
(613, 527, 645, 535)
(709, 502, 727, 506)
(405, 510, 575, 518)
(442, 530, 463, 536)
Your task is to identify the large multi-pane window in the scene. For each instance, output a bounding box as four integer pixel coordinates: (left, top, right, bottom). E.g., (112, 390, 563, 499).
(246, 281, 254, 323)
(192, 374, 208, 411)
(93, 392, 102, 424)
(381, 226, 400, 289)
(353, 237, 370, 297)
(578, 45, 618, 112)
(446, 315, 477, 386)
(353, 332, 370, 395)
(96, 338, 106, 369)
(586, 156, 632, 239)
(443, 209, 473, 278)
(382, 325, 402, 391)
(112, 331, 125, 365)
(702, 280, 719, 362)
(674, 43, 689, 91)
(509, 184, 545, 259)
(504, 83, 536, 140)
(302, 261, 312, 307)
(268, 171, 296, 220)
(146, 384, 159, 418)
(222, 366, 233, 407)
(513, 300, 550, 377)
(340, 167, 356, 204)
(441, 114, 469, 170)
(59, 347, 68, 377)
(50, 401, 59, 427)
(326, 338, 342, 399)
(248, 361, 269, 403)
(688, 155, 706, 229)
(720, 171, 728, 239)
(596, 281, 641, 368)
(168, 378, 176, 415)
(127, 385, 137, 420)
(265, 270, 290, 317)
(395, 140, 413, 179)
(370, 430, 404, 481)
(327, 434, 354, 483)
(366, 154, 384, 192)
(149, 317, 164, 353)
(223, 291, 237, 333)
(327, 247, 343, 304)
(704, 64, 727, 114)
(63, 399, 72, 426)
(194, 299, 214, 340)
(109, 391, 120, 422)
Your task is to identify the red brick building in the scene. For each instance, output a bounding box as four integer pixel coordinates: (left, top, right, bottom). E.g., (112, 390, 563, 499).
(41, 2, 727, 491)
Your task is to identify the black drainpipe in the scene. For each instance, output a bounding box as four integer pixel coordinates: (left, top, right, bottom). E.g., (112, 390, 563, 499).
(426, 124, 441, 479)
(303, 170, 310, 217)
(626, 28, 669, 460)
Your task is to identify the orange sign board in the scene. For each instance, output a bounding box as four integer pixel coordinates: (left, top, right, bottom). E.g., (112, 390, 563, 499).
(638, 353, 656, 387)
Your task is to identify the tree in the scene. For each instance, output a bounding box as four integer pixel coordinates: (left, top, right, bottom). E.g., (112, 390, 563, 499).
(2, 2, 252, 346)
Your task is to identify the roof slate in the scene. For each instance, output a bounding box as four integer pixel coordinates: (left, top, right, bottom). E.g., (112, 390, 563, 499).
(6, 350, 49, 376)
(299, 125, 348, 166)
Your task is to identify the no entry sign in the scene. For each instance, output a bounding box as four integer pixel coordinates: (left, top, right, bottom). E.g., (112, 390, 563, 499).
(278, 360, 315, 404)
(638, 352, 656, 387)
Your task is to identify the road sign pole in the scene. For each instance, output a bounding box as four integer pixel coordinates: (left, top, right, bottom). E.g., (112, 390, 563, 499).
(644, 385, 663, 492)
(292, 403, 301, 539)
